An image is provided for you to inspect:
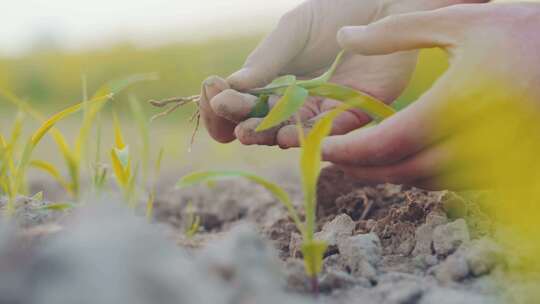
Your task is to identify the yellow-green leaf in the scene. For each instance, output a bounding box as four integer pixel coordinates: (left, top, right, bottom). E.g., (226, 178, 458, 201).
(30, 160, 72, 194)
(301, 107, 347, 238)
(39, 203, 73, 211)
(255, 84, 308, 132)
(298, 50, 344, 88)
(301, 240, 328, 277)
(309, 83, 395, 121)
(112, 113, 126, 149)
(177, 170, 304, 234)
(30, 191, 43, 201)
(265, 75, 296, 88)
(111, 149, 129, 187)
(31, 94, 111, 146)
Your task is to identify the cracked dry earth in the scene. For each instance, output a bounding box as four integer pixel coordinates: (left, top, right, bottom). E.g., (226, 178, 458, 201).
(0, 167, 529, 304)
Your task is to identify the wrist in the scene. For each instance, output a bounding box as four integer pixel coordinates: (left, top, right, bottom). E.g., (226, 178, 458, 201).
(381, 0, 490, 16)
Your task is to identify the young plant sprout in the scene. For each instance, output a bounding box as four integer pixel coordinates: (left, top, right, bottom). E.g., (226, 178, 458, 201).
(0, 74, 157, 201)
(184, 201, 201, 238)
(148, 51, 395, 143)
(0, 91, 115, 217)
(110, 113, 139, 207)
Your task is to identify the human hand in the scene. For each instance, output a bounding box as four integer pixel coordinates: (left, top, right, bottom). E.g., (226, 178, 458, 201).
(323, 3, 540, 190)
(200, 0, 486, 148)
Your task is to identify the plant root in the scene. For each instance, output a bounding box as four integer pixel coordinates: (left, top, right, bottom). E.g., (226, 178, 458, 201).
(148, 95, 201, 150)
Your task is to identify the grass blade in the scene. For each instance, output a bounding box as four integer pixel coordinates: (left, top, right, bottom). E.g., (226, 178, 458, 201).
(177, 170, 304, 234)
(30, 160, 72, 194)
(255, 84, 308, 132)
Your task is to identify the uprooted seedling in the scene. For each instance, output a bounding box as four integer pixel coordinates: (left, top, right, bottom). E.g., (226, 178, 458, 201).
(148, 51, 395, 145)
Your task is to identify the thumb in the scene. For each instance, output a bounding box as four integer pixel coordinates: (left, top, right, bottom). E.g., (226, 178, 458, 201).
(337, 6, 469, 55)
(227, 2, 312, 91)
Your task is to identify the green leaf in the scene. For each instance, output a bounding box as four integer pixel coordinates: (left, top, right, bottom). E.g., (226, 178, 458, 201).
(30, 191, 43, 201)
(39, 203, 73, 211)
(308, 83, 395, 121)
(30, 160, 72, 194)
(177, 170, 304, 234)
(114, 147, 130, 169)
(301, 240, 328, 277)
(298, 50, 344, 88)
(300, 108, 346, 238)
(249, 95, 270, 118)
(265, 75, 296, 88)
(255, 84, 308, 132)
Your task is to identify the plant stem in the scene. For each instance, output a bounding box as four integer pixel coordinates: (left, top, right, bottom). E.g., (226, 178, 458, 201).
(310, 275, 320, 296)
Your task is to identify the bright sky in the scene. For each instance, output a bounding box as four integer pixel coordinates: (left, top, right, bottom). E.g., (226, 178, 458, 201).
(1, 0, 303, 56)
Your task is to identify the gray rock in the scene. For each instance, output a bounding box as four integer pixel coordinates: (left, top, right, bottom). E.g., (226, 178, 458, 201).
(434, 251, 470, 283)
(314, 214, 355, 248)
(413, 213, 448, 256)
(420, 287, 497, 304)
(433, 219, 470, 256)
(320, 270, 370, 292)
(338, 233, 382, 280)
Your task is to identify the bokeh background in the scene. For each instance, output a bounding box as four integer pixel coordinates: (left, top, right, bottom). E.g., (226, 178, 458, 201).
(0, 0, 451, 191)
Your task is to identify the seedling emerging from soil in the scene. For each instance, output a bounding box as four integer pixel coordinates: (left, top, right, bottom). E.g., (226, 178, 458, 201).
(110, 113, 139, 206)
(0, 91, 115, 217)
(0, 74, 156, 200)
(184, 202, 201, 238)
(177, 105, 360, 293)
(149, 51, 395, 144)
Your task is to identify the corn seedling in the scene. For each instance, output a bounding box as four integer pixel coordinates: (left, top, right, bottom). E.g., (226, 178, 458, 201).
(176, 107, 348, 292)
(0, 74, 157, 201)
(149, 51, 395, 145)
(110, 113, 139, 206)
(184, 201, 200, 238)
(0, 92, 114, 218)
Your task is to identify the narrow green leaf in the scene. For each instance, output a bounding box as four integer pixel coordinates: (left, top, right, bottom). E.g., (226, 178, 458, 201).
(298, 50, 345, 88)
(31, 94, 111, 146)
(265, 75, 296, 88)
(301, 107, 347, 239)
(309, 83, 395, 121)
(114, 147, 130, 169)
(39, 203, 73, 211)
(177, 170, 304, 234)
(30, 191, 43, 202)
(30, 160, 72, 194)
(255, 84, 308, 132)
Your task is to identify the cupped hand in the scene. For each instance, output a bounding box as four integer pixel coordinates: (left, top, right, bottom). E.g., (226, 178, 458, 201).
(200, 0, 484, 148)
(323, 2, 540, 190)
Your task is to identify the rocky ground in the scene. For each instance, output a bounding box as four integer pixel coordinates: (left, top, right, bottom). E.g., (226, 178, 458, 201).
(0, 167, 529, 304)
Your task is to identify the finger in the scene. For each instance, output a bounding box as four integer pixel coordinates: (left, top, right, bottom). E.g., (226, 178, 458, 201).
(210, 89, 258, 123)
(276, 108, 372, 149)
(235, 118, 284, 146)
(337, 6, 473, 55)
(322, 71, 457, 166)
(199, 76, 236, 143)
(227, 2, 312, 91)
(335, 141, 450, 186)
